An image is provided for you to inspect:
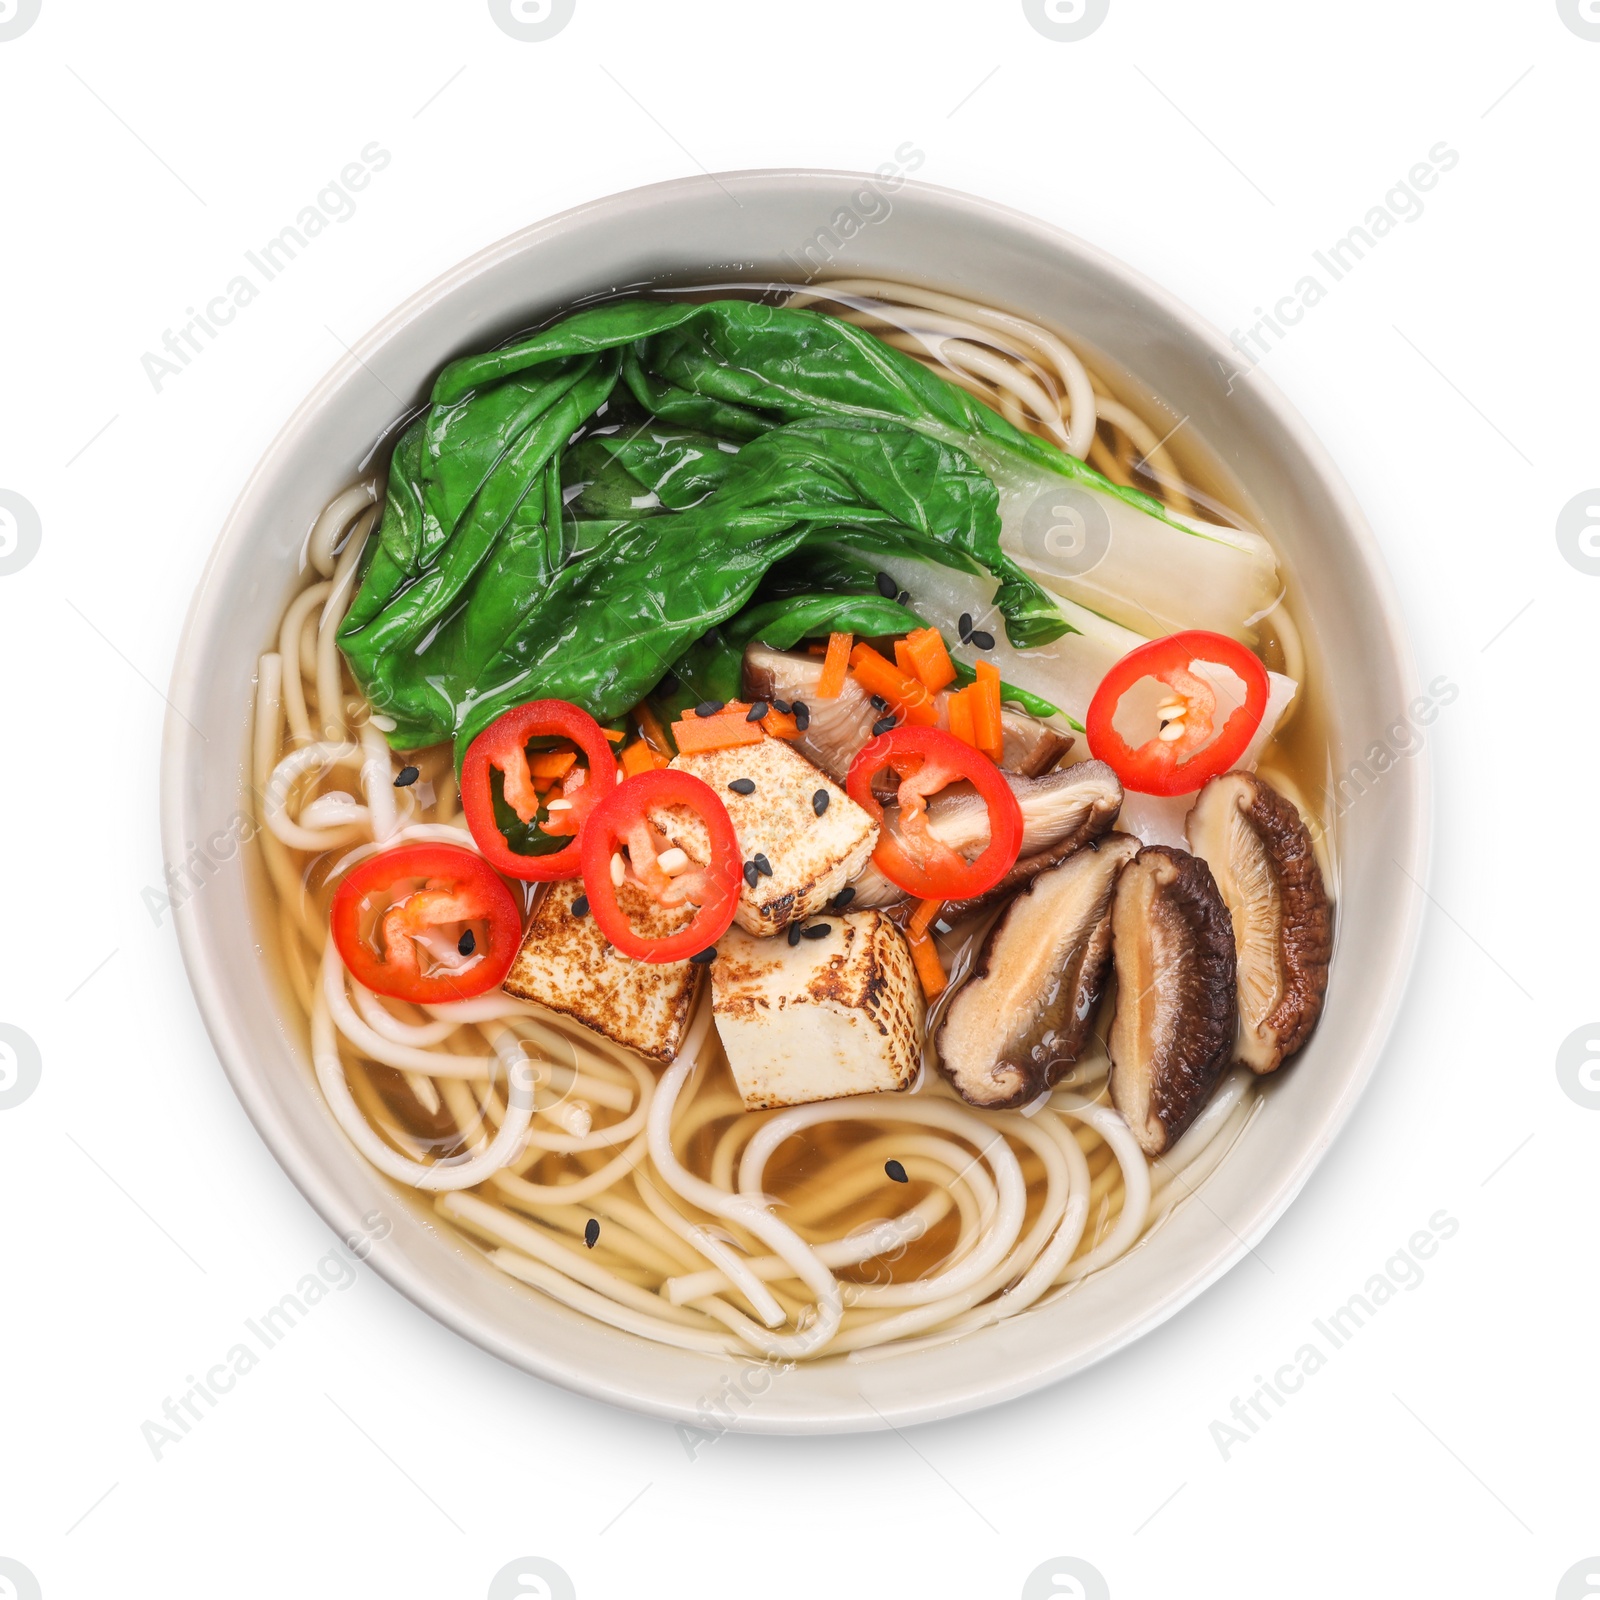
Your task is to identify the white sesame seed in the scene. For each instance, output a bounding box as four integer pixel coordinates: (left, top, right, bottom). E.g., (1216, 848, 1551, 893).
(656, 847, 690, 876)
(610, 851, 626, 886)
(1158, 721, 1186, 742)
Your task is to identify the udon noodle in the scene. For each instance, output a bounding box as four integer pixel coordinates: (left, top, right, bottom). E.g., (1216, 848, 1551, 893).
(252, 281, 1312, 1362)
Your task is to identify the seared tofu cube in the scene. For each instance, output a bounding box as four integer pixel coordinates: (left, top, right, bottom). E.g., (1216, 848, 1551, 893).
(710, 911, 924, 1110)
(503, 878, 702, 1062)
(654, 739, 876, 935)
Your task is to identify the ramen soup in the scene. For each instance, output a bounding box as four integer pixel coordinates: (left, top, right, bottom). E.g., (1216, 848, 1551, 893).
(252, 280, 1335, 1362)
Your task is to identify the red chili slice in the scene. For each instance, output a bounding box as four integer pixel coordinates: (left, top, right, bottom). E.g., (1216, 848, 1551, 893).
(461, 699, 619, 880)
(1085, 630, 1270, 797)
(579, 770, 742, 964)
(330, 844, 522, 1003)
(846, 726, 1024, 901)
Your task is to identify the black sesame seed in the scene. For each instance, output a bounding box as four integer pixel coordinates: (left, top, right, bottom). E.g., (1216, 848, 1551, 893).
(752, 853, 773, 878)
(828, 885, 856, 911)
(870, 693, 889, 713)
(689, 947, 717, 965)
(457, 929, 476, 957)
(787, 921, 803, 947)
(812, 789, 829, 816)
(571, 894, 589, 917)
(696, 699, 724, 718)
(393, 765, 420, 788)
(743, 861, 760, 889)
(875, 570, 897, 598)
(791, 700, 810, 731)
(772, 698, 792, 715)
(728, 777, 756, 796)
(958, 611, 974, 640)
(802, 922, 830, 940)
(746, 700, 769, 722)
(885, 1159, 909, 1184)
(897, 589, 911, 606)
(969, 629, 996, 651)
(584, 1218, 600, 1249)
(872, 714, 897, 736)
(659, 671, 681, 696)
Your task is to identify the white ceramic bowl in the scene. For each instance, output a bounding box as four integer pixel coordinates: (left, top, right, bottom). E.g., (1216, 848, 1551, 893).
(163, 171, 1429, 1432)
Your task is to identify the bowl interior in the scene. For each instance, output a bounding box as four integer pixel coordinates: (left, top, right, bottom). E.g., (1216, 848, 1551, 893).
(163, 171, 1428, 1431)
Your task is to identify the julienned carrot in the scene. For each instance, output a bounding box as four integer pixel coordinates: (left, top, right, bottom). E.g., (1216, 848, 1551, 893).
(602, 727, 627, 744)
(619, 739, 664, 778)
(947, 685, 977, 748)
(972, 660, 1004, 763)
(527, 749, 577, 786)
(761, 707, 800, 740)
(671, 712, 765, 754)
(907, 926, 947, 1000)
(893, 638, 916, 679)
(816, 631, 852, 698)
(903, 627, 957, 694)
(848, 642, 939, 726)
(909, 898, 943, 938)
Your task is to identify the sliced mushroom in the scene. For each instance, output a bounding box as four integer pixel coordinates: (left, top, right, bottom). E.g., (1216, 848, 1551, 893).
(935, 834, 1140, 1108)
(994, 713, 1074, 778)
(743, 643, 1072, 783)
(939, 761, 1124, 919)
(1185, 771, 1331, 1073)
(846, 762, 1125, 911)
(744, 644, 878, 783)
(1108, 846, 1237, 1156)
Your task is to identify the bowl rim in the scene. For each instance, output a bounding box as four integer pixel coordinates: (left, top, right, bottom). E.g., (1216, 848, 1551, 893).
(162, 167, 1431, 1431)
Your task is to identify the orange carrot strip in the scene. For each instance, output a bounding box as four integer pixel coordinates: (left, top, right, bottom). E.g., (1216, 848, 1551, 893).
(893, 638, 917, 679)
(816, 631, 853, 698)
(907, 927, 947, 1000)
(602, 727, 626, 744)
(671, 713, 765, 754)
(761, 707, 800, 740)
(619, 740, 661, 778)
(904, 627, 957, 694)
(527, 749, 577, 782)
(909, 898, 943, 938)
(947, 685, 977, 748)
(972, 661, 1004, 763)
(849, 642, 939, 726)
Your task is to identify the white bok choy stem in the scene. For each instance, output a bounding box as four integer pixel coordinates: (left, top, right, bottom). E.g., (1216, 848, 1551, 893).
(987, 460, 1280, 645)
(865, 553, 1148, 731)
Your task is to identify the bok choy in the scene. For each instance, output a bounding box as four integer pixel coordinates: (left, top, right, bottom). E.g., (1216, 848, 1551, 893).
(337, 297, 1279, 758)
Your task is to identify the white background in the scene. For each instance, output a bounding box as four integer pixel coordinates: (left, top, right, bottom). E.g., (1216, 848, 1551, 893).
(1, 2, 1595, 1596)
